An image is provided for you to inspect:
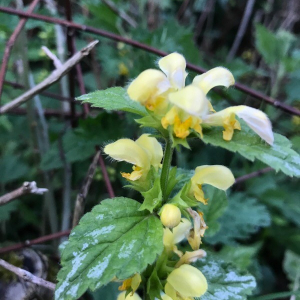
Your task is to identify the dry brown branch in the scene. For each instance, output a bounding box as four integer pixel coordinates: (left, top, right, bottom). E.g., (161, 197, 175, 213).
(0, 259, 56, 291)
(0, 5, 299, 115)
(98, 151, 115, 198)
(102, 0, 137, 28)
(72, 150, 101, 228)
(0, 230, 70, 254)
(227, 0, 256, 61)
(0, 181, 48, 206)
(0, 0, 40, 101)
(0, 40, 98, 114)
(234, 167, 273, 184)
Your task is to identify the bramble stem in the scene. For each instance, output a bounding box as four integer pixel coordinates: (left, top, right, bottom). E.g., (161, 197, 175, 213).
(160, 138, 173, 202)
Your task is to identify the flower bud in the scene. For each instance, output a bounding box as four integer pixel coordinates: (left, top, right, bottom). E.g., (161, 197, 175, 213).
(160, 204, 181, 228)
(117, 291, 142, 300)
(166, 264, 207, 298)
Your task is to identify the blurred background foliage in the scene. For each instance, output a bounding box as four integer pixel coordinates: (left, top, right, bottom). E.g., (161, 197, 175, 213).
(0, 0, 299, 299)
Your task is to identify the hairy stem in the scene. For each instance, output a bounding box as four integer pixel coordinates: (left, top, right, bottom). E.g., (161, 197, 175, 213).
(160, 138, 173, 202)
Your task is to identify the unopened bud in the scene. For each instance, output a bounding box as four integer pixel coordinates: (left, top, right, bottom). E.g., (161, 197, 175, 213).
(160, 204, 181, 228)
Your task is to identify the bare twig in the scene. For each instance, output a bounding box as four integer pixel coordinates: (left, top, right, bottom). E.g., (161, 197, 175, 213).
(0, 0, 40, 101)
(0, 182, 48, 206)
(0, 40, 98, 114)
(234, 167, 273, 184)
(4, 80, 73, 102)
(227, 0, 256, 61)
(41, 46, 62, 68)
(102, 0, 137, 28)
(177, 0, 191, 20)
(0, 259, 56, 291)
(7, 107, 82, 117)
(72, 151, 101, 228)
(0, 230, 70, 254)
(98, 152, 115, 198)
(0, 7, 297, 115)
(194, 0, 215, 40)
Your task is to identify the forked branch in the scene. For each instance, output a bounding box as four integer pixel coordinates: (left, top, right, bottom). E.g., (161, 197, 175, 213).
(0, 259, 56, 291)
(0, 40, 98, 114)
(0, 181, 48, 206)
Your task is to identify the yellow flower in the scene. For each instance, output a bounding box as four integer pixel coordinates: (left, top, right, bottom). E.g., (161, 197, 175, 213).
(165, 264, 207, 299)
(161, 86, 209, 139)
(192, 67, 235, 95)
(119, 274, 142, 295)
(117, 291, 142, 300)
(160, 204, 181, 228)
(203, 105, 274, 145)
(190, 165, 235, 204)
(104, 134, 163, 181)
(163, 218, 192, 255)
(127, 53, 187, 113)
(175, 249, 207, 267)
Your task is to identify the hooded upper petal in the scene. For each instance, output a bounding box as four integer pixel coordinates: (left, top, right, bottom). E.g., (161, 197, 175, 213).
(135, 134, 163, 168)
(104, 139, 149, 169)
(235, 106, 274, 145)
(168, 85, 209, 117)
(127, 69, 169, 104)
(192, 165, 235, 190)
(193, 67, 235, 95)
(203, 105, 274, 145)
(158, 53, 187, 89)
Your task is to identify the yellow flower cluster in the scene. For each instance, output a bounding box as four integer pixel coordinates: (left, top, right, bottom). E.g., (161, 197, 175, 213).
(127, 52, 274, 145)
(162, 219, 208, 300)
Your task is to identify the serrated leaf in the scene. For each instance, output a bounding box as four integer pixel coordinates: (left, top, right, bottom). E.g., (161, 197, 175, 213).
(194, 256, 256, 300)
(55, 197, 163, 300)
(147, 268, 164, 300)
(206, 193, 271, 245)
(76, 87, 147, 116)
(202, 123, 300, 177)
(140, 177, 162, 213)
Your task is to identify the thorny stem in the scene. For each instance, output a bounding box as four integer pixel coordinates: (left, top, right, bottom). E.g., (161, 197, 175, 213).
(160, 138, 174, 203)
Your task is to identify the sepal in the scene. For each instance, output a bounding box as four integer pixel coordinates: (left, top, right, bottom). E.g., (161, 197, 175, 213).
(139, 176, 163, 213)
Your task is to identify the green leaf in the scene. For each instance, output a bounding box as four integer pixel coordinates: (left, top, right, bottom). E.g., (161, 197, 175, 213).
(200, 186, 228, 236)
(255, 24, 296, 67)
(41, 114, 125, 171)
(0, 201, 19, 221)
(147, 268, 164, 300)
(89, 282, 120, 300)
(283, 250, 300, 293)
(77, 87, 147, 116)
(202, 123, 300, 178)
(140, 176, 162, 213)
(206, 193, 271, 245)
(216, 244, 261, 271)
(194, 256, 256, 300)
(0, 155, 30, 184)
(55, 197, 163, 300)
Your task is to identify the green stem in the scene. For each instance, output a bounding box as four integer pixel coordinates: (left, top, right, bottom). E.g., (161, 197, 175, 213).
(160, 138, 173, 202)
